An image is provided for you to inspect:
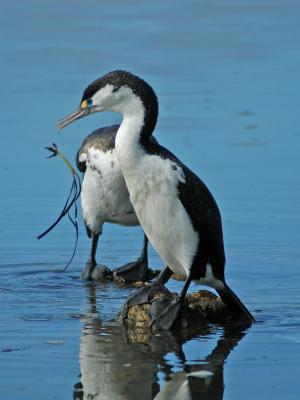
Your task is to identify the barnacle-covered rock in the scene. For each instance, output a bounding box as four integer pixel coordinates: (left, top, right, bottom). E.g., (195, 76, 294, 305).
(120, 289, 240, 342)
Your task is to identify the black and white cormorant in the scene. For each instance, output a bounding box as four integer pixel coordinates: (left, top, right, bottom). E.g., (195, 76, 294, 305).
(65, 124, 154, 282)
(57, 70, 255, 329)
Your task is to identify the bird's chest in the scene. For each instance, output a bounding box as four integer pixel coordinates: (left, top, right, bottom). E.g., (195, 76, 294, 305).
(124, 155, 183, 220)
(81, 148, 135, 222)
(121, 155, 199, 276)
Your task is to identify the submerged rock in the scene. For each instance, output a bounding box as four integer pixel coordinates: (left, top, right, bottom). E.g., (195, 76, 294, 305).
(121, 289, 243, 341)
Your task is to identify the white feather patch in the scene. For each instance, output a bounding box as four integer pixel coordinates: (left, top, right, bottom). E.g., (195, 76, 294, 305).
(81, 146, 139, 234)
(125, 154, 198, 277)
(197, 265, 225, 290)
(187, 370, 214, 378)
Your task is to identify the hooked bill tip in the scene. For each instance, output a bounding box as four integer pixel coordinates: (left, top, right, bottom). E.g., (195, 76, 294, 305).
(57, 120, 67, 130)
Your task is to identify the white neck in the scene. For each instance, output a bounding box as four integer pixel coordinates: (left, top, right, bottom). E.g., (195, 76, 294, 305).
(114, 94, 146, 173)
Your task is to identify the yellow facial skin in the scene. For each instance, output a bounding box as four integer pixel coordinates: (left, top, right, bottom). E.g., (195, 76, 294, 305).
(81, 100, 88, 109)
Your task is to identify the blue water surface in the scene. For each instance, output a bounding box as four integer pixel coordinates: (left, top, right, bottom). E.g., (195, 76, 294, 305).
(1, 1, 300, 399)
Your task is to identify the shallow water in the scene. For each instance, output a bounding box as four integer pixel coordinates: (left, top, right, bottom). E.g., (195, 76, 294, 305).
(1, 0, 300, 398)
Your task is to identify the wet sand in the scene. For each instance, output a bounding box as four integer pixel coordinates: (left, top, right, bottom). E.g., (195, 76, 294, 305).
(1, 0, 300, 399)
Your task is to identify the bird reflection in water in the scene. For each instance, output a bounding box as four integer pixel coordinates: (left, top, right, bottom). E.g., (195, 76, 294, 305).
(73, 285, 250, 400)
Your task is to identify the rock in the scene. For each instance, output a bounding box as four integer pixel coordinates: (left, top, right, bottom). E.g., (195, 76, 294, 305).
(120, 289, 243, 340)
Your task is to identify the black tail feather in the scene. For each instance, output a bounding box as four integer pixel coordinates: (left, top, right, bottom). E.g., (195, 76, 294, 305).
(216, 284, 255, 323)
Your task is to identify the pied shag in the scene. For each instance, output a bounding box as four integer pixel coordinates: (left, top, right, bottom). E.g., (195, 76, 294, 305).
(57, 70, 255, 329)
(63, 124, 153, 282)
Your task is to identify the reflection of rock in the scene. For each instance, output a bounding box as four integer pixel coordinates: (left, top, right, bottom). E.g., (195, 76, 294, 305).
(74, 285, 250, 400)
(121, 290, 239, 339)
(74, 285, 161, 400)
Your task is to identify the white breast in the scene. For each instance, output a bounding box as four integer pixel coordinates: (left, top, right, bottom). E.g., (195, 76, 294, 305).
(80, 147, 139, 234)
(120, 153, 199, 278)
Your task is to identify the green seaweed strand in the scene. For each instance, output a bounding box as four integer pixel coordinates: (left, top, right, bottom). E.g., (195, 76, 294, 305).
(38, 143, 81, 271)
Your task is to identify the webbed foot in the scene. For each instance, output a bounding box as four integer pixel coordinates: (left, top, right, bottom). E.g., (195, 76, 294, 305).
(127, 282, 170, 308)
(121, 282, 170, 321)
(150, 298, 182, 332)
(81, 262, 112, 281)
(113, 256, 148, 283)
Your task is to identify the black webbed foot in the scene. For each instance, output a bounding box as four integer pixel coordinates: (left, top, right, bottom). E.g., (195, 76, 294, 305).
(126, 282, 170, 308)
(150, 275, 193, 331)
(81, 262, 112, 281)
(121, 281, 171, 322)
(150, 298, 182, 332)
(113, 256, 148, 283)
(121, 266, 173, 321)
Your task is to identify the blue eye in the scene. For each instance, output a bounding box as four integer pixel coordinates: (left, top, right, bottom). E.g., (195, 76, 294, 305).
(87, 99, 93, 107)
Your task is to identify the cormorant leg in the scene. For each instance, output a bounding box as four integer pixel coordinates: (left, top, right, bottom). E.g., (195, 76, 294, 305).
(113, 234, 150, 282)
(150, 275, 193, 332)
(122, 266, 173, 319)
(81, 233, 112, 281)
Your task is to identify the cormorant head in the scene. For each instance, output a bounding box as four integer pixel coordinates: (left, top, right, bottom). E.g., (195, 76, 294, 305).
(57, 70, 158, 132)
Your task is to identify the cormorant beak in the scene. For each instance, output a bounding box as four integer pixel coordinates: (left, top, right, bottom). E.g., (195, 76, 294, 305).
(57, 106, 92, 130)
